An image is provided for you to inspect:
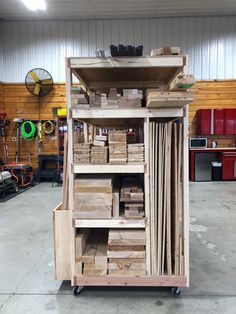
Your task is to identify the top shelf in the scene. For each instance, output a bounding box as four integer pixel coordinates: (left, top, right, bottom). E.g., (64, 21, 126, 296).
(68, 56, 186, 91)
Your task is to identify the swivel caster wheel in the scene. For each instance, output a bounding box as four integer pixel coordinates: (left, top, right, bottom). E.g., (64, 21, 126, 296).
(72, 285, 83, 296)
(171, 287, 181, 296)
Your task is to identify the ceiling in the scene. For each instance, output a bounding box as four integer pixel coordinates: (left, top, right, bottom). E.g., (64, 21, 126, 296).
(0, 0, 236, 20)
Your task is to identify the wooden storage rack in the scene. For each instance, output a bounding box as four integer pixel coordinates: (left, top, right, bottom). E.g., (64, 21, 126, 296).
(53, 56, 192, 294)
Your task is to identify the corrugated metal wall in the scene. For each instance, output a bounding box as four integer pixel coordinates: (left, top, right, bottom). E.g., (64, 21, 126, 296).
(0, 21, 4, 81)
(1, 16, 236, 82)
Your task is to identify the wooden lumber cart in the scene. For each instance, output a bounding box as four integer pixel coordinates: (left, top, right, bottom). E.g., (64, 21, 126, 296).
(53, 55, 194, 296)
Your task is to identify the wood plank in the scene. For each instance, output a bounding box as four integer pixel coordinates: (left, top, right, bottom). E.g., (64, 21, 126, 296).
(108, 270, 146, 276)
(74, 275, 187, 287)
(108, 229, 146, 240)
(108, 263, 146, 270)
(108, 239, 146, 246)
(74, 219, 146, 228)
(61, 133, 68, 210)
(107, 250, 145, 259)
(95, 231, 108, 265)
(75, 229, 90, 261)
(83, 269, 107, 276)
(108, 245, 145, 251)
(112, 188, 120, 218)
(157, 123, 163, 276)
(73, 164, 145, 174)
(161, 123, 167, 275)
(166, 122, 172, 276)
(72, 108, 184, 119)
(81, 232, 99, 264)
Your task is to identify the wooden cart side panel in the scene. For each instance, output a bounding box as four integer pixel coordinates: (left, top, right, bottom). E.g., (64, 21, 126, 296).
(53, 205, 71, 280)
(74, 275, 187, 287)
(66, 58, 77, 286)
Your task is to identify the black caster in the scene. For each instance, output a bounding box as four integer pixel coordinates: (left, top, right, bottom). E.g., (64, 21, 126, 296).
(171, 287, 181, 296)
(72, 286, 83, 296)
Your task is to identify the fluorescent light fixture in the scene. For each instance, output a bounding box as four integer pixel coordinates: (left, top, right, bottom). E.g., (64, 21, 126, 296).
(21, 0, 47, 11)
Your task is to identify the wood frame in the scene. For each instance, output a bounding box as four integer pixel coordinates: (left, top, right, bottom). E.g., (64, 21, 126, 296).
(54, 55, 192, 289)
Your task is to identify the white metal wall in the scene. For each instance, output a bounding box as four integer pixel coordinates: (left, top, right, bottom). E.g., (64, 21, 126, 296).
(1, 16, 236, 82)
(0, 21, 3, 81)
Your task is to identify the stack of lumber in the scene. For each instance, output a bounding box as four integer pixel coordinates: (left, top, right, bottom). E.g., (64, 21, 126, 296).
(81, 229, 108, 276)
(149, 121, 183, 276)
(71, 88, 89, 109)
(73, 143, 91, 164)
(93, 135, 108, 147)
(150, 47, 181, 56)
(118, 89, 142, 108)
(75, 229, 90, 275)
(91, 135, 108, 164)
(89, 91, 101, 108)
(108, 130, 127, 164)
(127, 143, 145, 164)
(91, 146, 108, 164)
(108, 229, 146, 275)
(146, 89, 194, 108)
(101, 93, 108, 108)
(120, 177, 144, 218)
(73, 175, 113, 218)
(107, 88, 119, 107)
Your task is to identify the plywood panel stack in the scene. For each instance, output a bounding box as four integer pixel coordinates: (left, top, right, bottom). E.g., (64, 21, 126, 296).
(108, 129, 127, 164)
(73, 143, 91, 164)
(149, 121, 183, 276)
(127, 143, 145, 164)
(108, 229, 146, 275)
(120, 177, 144, 218)
(81, 229, 108, 276)
(73, 175, 113, 218)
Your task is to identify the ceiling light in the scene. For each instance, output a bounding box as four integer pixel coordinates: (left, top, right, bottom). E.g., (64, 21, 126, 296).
(21, 0, 47, 11)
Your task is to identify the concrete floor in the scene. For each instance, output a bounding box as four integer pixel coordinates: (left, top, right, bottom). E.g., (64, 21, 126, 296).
(0, 182, 235, 313)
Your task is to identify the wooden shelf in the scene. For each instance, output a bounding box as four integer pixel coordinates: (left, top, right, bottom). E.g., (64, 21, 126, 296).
(74, 218, 146, 228)
(73, 163, 146, 174)
(69, 56, 185, 91)
(74, 275, 187, 287)
(72, 108, 184, 119)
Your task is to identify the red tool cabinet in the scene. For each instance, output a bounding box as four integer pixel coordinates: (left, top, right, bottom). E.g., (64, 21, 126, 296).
(224, 109, 236, 135)
(197, 109, 212, 135)
(197, 108, 236, 135)
(222, 152, 236, 180)
(214, 109, 224, 134)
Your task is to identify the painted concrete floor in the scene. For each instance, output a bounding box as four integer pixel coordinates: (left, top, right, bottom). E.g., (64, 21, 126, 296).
(0, 182, 235, 313)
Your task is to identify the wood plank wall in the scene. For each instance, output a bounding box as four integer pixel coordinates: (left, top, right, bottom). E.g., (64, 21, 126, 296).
(2, 83, 66, 169)
(190, 80, 236, 148)
(1, 80, 236, 170)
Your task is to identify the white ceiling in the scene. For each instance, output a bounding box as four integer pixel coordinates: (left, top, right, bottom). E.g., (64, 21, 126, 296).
(0, 0, 236, 20)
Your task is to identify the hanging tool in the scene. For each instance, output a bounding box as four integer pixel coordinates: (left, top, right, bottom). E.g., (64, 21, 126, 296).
(0, 111, 10, 164)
